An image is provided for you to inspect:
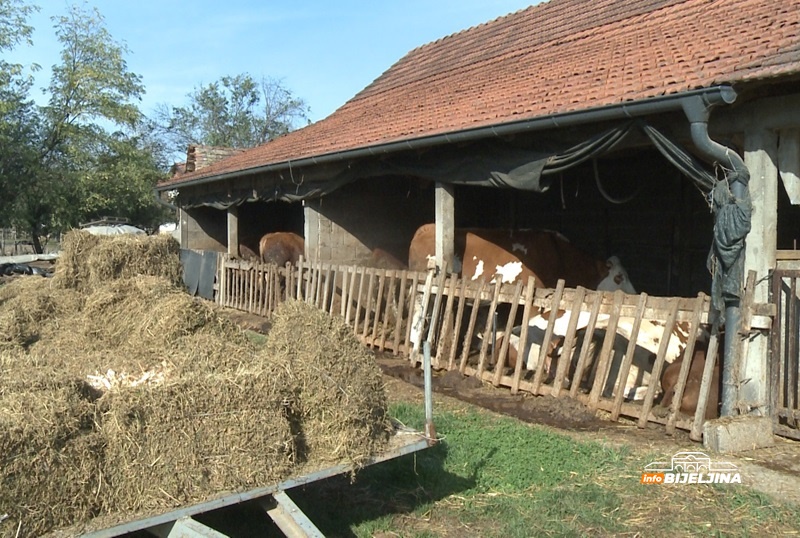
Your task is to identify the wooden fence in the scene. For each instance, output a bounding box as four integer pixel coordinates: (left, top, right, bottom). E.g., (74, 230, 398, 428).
(771, 269, 800, 440)
(216, 255, 771, 440)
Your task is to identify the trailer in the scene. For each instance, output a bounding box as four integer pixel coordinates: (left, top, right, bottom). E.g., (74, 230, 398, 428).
(71, 344, 438, 538)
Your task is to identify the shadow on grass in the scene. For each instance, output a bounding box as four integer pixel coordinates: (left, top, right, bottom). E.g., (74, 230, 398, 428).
(286, 441, 478, 537)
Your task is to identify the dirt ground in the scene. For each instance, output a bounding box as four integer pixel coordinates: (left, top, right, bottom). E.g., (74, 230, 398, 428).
(223, 308, 800, 507)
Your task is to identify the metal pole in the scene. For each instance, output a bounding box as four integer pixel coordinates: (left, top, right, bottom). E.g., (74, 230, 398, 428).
(423, 341, 437, 442)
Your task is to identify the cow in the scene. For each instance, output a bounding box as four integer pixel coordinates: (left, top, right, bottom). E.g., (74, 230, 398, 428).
(407, 223, 636, 291)
(407, 223, 635, 358)
(239, 244, 260, 262)
(367, 248, 408, 271)
(656, 340, 721, 419)
(258, 232, 305, 266)
(500, 311, 701, 401)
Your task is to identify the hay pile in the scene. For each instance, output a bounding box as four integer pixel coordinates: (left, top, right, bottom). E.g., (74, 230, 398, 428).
(0, 230, 390, 538)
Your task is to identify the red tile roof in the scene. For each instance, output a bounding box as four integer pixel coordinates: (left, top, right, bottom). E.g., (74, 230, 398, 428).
(161, 0, 800, 188)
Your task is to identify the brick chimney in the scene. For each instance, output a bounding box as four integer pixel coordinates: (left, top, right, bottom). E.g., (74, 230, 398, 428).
(184, 145, 247, 173)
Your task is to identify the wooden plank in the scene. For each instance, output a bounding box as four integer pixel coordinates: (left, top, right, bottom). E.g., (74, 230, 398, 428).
(551, 286, 587, 398)
(216, 253, 224, 305)
(267, 264, 274, 315)
(569, 293, 603, 400)
(690, 328, 721, 441)
(340, 266, 350, 318)
(610, 293, 648, 421)
(587, 290, 625, 409)
(459, 279, 486, 374)
(770, 271, 784, 421)
(380, 272, 397, 352)
(361, 268, 377, 340)
(787, 278, 798, 428)
(403, 272, 420, 358)
(666, 294, 706, 434)
(477, 279, 503, 378)
(436, 275, 459, 367)
(354, 267, 367, 335)
(511, 276, 537, 394)
(345, 267, 358, 325)
(740, 270, 757, 333)
(306, 261, 316, 304)
(493, 280, 523, 387)
(372, 269, 388, 346)
(425, 269, 448, 367)
(411, 271, 436, 366)
(313, 261, 322, 307)
(322, 265, 332, 313)
(295, 256, 304, 301)
(638, 300, 680, 428)
(531, 280, 566, 395)
(394, 271, 409, 356)
(448, 277, 470, 371)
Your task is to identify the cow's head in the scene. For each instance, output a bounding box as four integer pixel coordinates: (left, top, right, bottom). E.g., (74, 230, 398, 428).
(597, 256, 636, 294)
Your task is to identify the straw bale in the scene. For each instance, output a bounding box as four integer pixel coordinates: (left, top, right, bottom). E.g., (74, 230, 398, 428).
(263, 300, 391, 468)
(0, 246, 395, 534)
(52, 230, 182, 291)
(0, 278, 83, 350)
(0, 370, 104, 538)
(100, 369, 295, 513)
(50, 230, 101, 289)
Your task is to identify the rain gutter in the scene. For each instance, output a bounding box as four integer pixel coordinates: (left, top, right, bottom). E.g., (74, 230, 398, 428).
(681, 94, 749, 418)
(156, 86, 739, 192)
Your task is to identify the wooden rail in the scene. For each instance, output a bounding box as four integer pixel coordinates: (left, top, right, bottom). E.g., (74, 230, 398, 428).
(216, 255, 772, 438)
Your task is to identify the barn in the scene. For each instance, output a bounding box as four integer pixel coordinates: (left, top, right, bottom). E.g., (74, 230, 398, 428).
(156, 0, 800, 445)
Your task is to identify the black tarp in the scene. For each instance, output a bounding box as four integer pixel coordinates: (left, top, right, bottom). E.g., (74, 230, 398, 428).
(177, 119, 718, 208)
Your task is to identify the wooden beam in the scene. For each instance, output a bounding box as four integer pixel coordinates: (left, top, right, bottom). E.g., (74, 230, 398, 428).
(226, 205, 239, 257)
(435, 182, 455, 272)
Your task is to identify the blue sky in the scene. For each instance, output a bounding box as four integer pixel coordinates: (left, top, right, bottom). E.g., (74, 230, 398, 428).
(11, 1, 537, 123)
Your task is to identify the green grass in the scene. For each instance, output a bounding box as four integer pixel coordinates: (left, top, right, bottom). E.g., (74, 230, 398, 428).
(243, 329, 267, 346)
(288, 402, 800, 537)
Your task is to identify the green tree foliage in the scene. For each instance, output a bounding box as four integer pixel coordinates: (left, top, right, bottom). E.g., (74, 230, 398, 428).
(155, 74, 310, 153)
(0, 0, 39, 223)
(0, 1, 171, 251)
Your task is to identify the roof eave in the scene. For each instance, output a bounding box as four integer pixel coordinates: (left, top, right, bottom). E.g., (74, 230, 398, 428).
(156, 85, 737, 192)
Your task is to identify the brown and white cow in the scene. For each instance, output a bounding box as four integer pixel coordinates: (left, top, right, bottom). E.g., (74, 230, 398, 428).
(657, 340, 721, 419)
(258, 232, 305, 266)
(501, 309, 703, 401)
(407, 223, 635, 356)
(407, 224, 635, 291)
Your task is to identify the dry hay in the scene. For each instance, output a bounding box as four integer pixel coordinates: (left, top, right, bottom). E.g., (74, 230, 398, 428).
(264, 300, 391, 468)
(99, 369, 295, 513)
(0, 239, 393, 537)
(52, 230, 182, 291)
(0, 277, 83, 350)
(0, 366, 104, 538)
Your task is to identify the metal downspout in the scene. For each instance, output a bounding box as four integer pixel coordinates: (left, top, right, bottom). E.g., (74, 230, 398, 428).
(681, 91, 749, 417)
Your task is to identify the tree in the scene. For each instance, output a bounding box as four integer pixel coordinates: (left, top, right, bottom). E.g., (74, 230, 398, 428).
(155, 74, 310, 155)
(1, 2, 171, 251)
(0, 0, 39, 224)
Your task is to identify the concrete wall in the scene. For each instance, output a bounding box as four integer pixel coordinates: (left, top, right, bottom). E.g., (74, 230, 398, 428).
(180, 207, 226, 252)
(304, 176, 433, 266)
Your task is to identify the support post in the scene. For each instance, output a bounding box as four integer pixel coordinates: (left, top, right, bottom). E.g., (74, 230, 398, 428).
(435, 182, 455, 272)
(742, 127, 778, 415)
(227, 205, 239, 258)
